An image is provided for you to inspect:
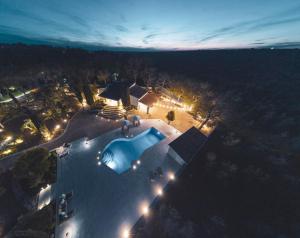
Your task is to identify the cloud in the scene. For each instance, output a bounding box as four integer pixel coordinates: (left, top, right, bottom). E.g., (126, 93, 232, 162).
(143, 34, 157, 44)
(59, 13, 89, 28)
(251, 42, 266, 45)
(247, 16, 300, 31)
(265, 41, 300, 49)
(119, 14, 127, 22)
(248, 40, 300, 48)
(198, 5, 300, 43)
(115, 25, 129, 32)
(141, 25, 150, 31)
(0, 32, 160, 51)
(0, 2, 88, 37)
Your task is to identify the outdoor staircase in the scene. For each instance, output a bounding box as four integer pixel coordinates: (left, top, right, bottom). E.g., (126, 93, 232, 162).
(100, 106, 125, 120)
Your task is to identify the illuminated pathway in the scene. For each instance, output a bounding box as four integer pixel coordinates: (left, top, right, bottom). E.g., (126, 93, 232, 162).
(55, 119, 182, 238)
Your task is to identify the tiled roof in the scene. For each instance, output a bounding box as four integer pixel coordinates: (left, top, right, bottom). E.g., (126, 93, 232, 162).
(100, 81, 132, 101)
(129, 85, 148, 99)
(169, 127, 207, 163)
(139, 92, 158, 106)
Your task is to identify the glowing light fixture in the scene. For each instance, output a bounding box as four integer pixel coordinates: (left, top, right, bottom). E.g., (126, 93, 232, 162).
(15, 138, 24, 144)
(84, 139, 90, 148)
(55, 124, 61, 130)
(137, 160, 141, 165)
(122, 228, 130, 238)
(97, 161, 102, 166)
(142, 205, 149, 216)
(156, 186, 163, 196)
(168, 172, 175, 181)
(1, 149, 12, 155)
(133, 165, 137, 170)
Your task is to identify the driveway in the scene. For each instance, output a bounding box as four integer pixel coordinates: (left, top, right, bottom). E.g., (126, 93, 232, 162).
(0, 111, 119, 171)
(42, 111, 119, 151)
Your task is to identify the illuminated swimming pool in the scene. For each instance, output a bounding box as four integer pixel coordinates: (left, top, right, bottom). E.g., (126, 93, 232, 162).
(101, 127, 165, 174)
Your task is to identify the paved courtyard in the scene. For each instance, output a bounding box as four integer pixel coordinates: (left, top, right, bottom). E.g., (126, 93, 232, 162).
(131, 106, 200, 133)
(55, 119, 183, 238)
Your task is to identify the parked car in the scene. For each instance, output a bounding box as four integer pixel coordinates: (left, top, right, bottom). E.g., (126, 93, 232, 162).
(63, 143, 72, 148)
(59, 151, 69, 158)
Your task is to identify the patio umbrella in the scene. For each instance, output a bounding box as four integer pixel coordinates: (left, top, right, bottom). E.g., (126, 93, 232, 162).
(121, 119, 130, 127)
(132, 115, 141, 121)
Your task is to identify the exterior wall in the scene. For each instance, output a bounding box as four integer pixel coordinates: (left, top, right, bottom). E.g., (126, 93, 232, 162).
(167, 147, 186, 166)
(138, 102, 150, 114)
(130, 95, 139, 107)
(105, 98, 122, 107)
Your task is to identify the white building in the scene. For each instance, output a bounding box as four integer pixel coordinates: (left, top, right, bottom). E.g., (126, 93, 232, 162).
(137, 92, 158, 114)
(99, 81, 158, 113)
(129, 84, 148, 108)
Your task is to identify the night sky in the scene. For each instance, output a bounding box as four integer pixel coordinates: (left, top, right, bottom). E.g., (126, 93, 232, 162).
(0, 0, 300, 50)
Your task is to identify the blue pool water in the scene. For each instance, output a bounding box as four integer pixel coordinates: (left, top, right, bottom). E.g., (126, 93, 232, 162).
(101, 127, 165, 174)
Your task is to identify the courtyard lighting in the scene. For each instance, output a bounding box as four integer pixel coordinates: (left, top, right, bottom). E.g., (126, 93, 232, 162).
(143, 206, 149, 215)
(168, 172, 175, 181)
(63, 119, 67, 123)
(63, 220, 78, 238)
(1, 149, 12, 155)
(43, 131, 52, 141)
(97, 161, 102, 166)
(122, 228, 130, 238)
(55, 124, 61, 130)
(133, 165, 137, 170)
(45, 134, 52, 141)
(137, 160, 141, 165)
(140, 202, 150, 217)
(15, 138, 24, 144)
(84, 139, 90, 148)
(156, 186, 163, 196)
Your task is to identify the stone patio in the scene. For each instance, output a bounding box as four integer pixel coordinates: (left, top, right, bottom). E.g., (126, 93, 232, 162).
(131, 105, 200, 133)
(55, 119, 183, 238)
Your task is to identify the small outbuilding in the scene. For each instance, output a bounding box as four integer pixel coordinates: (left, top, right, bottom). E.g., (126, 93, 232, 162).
(138, 92, 158, 114)
(129, 84, 148, 108)
(168, 127, 207, 165)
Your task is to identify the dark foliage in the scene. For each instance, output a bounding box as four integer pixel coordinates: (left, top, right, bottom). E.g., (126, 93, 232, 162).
(1, 44, 300, 237)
